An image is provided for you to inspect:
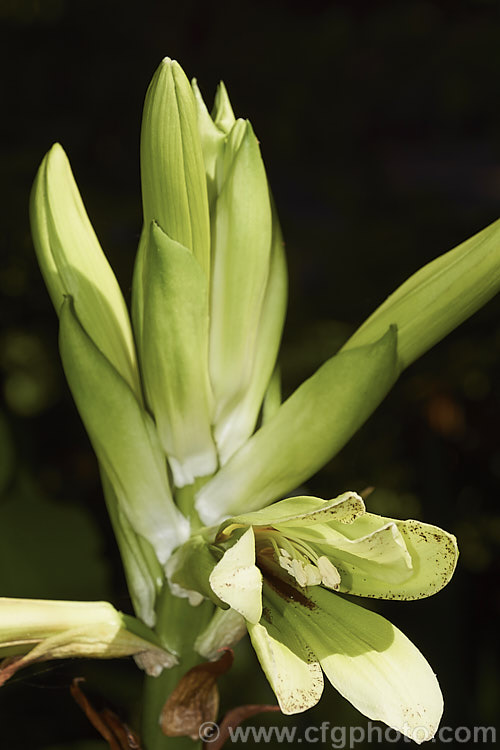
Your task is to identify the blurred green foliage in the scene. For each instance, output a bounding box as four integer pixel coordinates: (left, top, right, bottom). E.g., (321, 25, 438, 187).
(1, 0, 499, 747)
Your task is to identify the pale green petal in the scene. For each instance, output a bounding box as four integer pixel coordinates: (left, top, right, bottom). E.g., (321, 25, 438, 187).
(209, 528, 262, 624)
(209, 119, 273, 433)
(289, 521, 413, 585)
(215, 208, 288, 465)
(278, 509, 458, 600)
(267, 584, 443, 741)
(313, 588, 443, 742)
(197, 328, 398, 525)
(30, 143, 140, 397)
(141, 222, 217, 487)
(140, 57, 210, 276)
(247, 621, 323, 715)
(191, 77, 226, 211)
(328, 521, 412, 577)
(331, 513, 458, 600)
(59, 299, 189, 565)
(270, 492, 365, 528)
(343, 217, 500, 370)
(217, 492, 365, 540)
(211, 80, 236, 134)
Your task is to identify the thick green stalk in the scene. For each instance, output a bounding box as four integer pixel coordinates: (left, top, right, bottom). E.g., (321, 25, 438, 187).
(142, 657, 202, 750)
(141, 585, 214, 750)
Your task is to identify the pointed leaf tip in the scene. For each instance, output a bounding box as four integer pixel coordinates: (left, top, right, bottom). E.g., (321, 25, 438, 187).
(212, 80, 236, 133)
(343, 217, 500, 370)
(30, 142, 141, 397)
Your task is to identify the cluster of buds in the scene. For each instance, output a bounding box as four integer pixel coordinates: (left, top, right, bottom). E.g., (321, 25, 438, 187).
(17, 56, 500, 744)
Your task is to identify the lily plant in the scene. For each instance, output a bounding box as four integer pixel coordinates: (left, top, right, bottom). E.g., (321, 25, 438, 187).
(7, 55, 498, 748)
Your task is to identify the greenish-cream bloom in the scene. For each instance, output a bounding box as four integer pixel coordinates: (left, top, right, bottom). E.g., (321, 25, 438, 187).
(170, 492, 458, 742)
(27, 53, 500, 744)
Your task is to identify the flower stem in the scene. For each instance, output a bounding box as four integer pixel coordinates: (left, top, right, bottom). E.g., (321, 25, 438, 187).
(142, 658, 202, 750)
(141, 585, 214, 749)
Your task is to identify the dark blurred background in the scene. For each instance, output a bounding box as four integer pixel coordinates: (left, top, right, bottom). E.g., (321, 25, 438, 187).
(1, 0, 499, 747)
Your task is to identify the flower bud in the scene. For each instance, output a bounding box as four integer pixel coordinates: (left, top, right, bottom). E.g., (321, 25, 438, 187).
(59, 298, 189, 565)
(30, 143, 140, 397)
(140, 57, 210, 277)
(0, 598, 176, 685)
(140, 222, 217, 487)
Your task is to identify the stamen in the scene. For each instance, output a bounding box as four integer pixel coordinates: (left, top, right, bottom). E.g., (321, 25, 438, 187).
(278, 553, 294, 576)
(269, 537, 281, 558)
(317, 556, 341, 590)
(291, 538, 316, 559)
(291, 559, 308, 587)
(304, 563, 322, 586)
(257, 528, 342, 591)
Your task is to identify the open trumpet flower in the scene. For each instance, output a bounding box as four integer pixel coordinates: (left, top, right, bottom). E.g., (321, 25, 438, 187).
(168, 491, 458, 741)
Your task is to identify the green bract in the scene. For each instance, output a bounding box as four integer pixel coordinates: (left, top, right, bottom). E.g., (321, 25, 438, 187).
(28, 55, 500, 746)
